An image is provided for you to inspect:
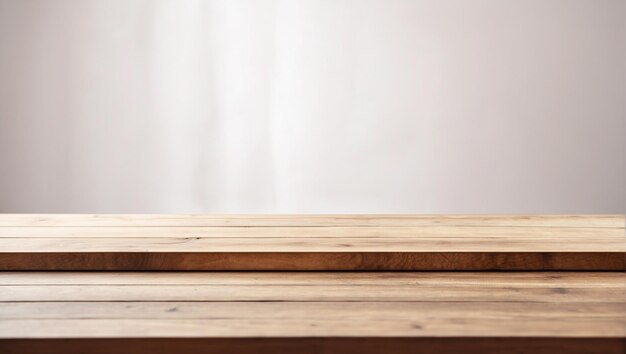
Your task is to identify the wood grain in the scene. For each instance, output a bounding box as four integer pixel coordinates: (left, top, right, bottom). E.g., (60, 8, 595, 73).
(2, 338, 623, 354)
(2, 316, 624, 338)
(0, 251, 623, 270)
(1, 215, 623, 353)
(0, 215, 623, 270)
(2, 271, 620, 285)
(3, 301, 624, 319)
(0, 272, 623, 302)
(3, 282, 622, 302)
(1, 235, 623, 252)
(2, 225, 621, 238)
(0, 271, 623, 352)
(0, 272, 624, 339)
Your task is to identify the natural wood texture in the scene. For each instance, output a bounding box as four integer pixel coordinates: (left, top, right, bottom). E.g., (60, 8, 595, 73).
(3, 301, 624, 321)
(0, 215, 623, 270)
(0, 272, 624, 353)
(2, 270, 619, 284)
(1, 315, 624, 338)
(1, 215, 623, 353)
(2, 338, 623, 354)
(2, 225, 622, 239)
(0, 252, 623, 271)
(0, 272, 624, 339)
(0, 272, 623, 303)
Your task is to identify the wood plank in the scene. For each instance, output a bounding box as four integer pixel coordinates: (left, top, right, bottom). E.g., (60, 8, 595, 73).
(3, 302, 623, 320)
(2, 338, 624, 354)
(1, 235, 623, 251)
(2, 284, 622, 302)
(0, 215, 623, 271)
(1, 272, 623, 352)
(0, 214, 622, 228)
(0, 251, 622, 270)
(1, 316, 624, 338)
(1, 301, 623, 342)
(0, 299, 624, 338)
(0, 282, 624, 337)
(1, 271, 620, 286)
(2, 251, 623, 271)
(0, 272, 623, 302)
(1, 225, 622, 238)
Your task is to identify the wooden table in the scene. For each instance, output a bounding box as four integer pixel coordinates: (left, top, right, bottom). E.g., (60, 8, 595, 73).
(0, 215, 624, 353)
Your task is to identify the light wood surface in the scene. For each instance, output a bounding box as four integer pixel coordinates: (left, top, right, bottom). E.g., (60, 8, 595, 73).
(0, 272, 624, 339)
(0, 215, 623, 270)
(1, 215, 624, 353)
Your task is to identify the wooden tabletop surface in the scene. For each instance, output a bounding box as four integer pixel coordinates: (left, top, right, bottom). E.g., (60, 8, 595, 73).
(0, 215, 624, 353)
(0, 214, 623, 270)
(0, 271, 624, 338)
(1, 271, 625, 353)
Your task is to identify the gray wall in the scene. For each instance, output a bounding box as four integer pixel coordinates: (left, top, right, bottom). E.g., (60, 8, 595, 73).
(0, 0, 624, 213)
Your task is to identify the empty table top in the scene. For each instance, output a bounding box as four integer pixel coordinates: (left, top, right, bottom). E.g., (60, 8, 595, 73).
(0, 215, 624, 353)
(0, 214, 623, 270)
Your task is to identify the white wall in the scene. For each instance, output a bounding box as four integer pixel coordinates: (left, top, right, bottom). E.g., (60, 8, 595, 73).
(0, 0, 624, 213)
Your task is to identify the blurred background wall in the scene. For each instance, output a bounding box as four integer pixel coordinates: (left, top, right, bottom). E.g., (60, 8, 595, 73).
(0, 0, 624, 213)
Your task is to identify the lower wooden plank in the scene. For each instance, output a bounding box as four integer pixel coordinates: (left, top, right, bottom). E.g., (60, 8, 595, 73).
(0, 338, 623, 354)
(1, 284, 622, 302)
(0, 252, 623, 270)
(3, 317, 623, 338)
(1, 301, 624, 338)
(2, 302, 623, 320)
(1, 273, 623, 338)
(1, 302, 623, 338)
(1, 271, 620, 286)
